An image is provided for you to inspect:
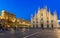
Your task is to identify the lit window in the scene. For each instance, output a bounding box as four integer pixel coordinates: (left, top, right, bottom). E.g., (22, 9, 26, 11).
(51, 20, 53, 23)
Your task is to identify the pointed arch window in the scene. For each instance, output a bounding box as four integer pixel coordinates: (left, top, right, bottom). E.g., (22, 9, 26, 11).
(51, 20, 53, 23)
(41, 13, 43, 16)
(33, 21, 35, 23)
(41, 18, 43, 20)
(36, 18, 38, 23)
(36, 18, 38, 21)
(47, 21, 49, 23)
(41, 18, 44, 22)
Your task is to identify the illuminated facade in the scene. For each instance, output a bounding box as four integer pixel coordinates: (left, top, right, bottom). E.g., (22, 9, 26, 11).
(0, 10, 31, 28)
(31, 6, 59, 28)
(17, 18, 31, 28)
(1, 10, 16, 21)
(0, 10, 16, 27)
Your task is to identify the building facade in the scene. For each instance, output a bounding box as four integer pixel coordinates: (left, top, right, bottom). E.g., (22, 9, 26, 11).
(0, 10, 16, 27)
(0, 10, 31, 28)
(31, 7, 59, 28)
(17, 18, 31, 28)
(1, 10, 16, 21)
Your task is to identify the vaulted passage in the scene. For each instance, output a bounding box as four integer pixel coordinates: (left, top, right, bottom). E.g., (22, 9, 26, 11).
(36, 24, 38, 28)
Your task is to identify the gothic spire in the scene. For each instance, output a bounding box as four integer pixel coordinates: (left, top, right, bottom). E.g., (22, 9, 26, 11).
(49, 8, 51, 21)
(54, 10, 58, 20)
(49, 8, 50, 13)
(31, 14, 33, 18)
(44, 6, 47, 10)
(38, 6, 40, 11)
(54, 10, 57, 16)
(34, 11, 37, 17)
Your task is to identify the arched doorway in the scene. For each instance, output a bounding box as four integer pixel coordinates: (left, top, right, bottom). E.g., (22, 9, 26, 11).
(51, 24, 53, 29)
(33, 24, 35, 28)
(36, 24, 38, 28)
(41, 24, 44, 29)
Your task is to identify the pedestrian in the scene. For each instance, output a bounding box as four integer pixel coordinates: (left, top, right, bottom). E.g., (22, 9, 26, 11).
(0, 24, 3, 31)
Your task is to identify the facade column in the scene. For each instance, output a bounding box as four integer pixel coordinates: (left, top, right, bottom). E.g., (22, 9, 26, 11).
(49, 9, 51, 28)
(37, 7, 41, 28)
(34, 12, 37, 28)
(54, 11, 58, 28)
(43, 6, 47, 28)
(38, 18, 40, 28)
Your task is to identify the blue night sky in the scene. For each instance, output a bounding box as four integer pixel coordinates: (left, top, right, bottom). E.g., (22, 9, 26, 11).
(0, 0, 60, 20)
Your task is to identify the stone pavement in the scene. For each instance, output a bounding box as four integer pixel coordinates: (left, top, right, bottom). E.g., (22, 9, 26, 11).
(0, 28, 60, 38)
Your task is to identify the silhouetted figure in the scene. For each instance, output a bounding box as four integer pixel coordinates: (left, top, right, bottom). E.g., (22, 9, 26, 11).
(5, 25, 9, 31)
(2, 25, 5, 31)
(0, 24, 4, 31)
(14, 27, 16, 30)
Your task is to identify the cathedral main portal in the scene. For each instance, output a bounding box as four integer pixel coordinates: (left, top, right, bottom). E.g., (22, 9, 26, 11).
(41, 24, 44, 29)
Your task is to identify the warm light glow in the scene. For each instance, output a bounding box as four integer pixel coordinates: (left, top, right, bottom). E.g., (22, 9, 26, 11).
(22, 22, 25, 24)
(19, 22, 21, 24)
(12, 19, 16, 22)
(0, 10, 31, 28)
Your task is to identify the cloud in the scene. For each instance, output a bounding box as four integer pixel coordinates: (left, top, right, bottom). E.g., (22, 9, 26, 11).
(58, 20, 60, 22)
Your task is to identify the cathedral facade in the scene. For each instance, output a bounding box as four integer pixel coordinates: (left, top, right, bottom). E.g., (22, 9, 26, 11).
(31, 7, 59, 29)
